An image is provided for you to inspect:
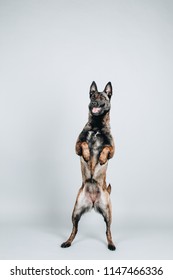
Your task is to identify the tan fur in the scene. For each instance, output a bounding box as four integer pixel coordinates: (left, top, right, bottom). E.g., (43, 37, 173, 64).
(61, 147, 116, 250)
(61, 82, 116, 250)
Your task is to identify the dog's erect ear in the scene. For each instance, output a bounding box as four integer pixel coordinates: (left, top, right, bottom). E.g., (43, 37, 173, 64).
(104, 82, 112, 99)
(90, 81, 98, 97)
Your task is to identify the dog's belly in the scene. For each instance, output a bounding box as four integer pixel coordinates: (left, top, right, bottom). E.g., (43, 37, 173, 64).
(76, 182, 110, 214)
(85, 183, 101, 203)
(80, 156, 108, 182)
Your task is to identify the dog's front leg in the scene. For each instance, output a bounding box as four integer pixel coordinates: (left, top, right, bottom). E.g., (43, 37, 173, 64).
(99, 145, 114, 165)
(76, 141, 90, 162)
(75, 124, 92, 161)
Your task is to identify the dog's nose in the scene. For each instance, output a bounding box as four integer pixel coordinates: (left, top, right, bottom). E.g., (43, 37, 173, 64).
(91, 101, 98, 107)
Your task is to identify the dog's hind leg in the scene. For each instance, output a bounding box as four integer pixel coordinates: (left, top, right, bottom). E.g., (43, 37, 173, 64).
(95, 191, 116, 251)
(61, 186, 92, 248)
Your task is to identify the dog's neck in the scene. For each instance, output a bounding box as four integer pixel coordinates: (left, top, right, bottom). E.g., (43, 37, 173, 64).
(88, 111, 110, 130)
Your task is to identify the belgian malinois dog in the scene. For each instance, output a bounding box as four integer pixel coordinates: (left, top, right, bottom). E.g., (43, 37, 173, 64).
(61, 81, 116, 250)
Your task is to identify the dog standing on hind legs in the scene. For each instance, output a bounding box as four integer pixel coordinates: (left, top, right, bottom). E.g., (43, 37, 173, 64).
(61, 81, 116, 251)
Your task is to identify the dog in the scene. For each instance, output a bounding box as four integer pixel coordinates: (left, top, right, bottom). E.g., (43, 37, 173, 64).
(61, 81, 116, 250)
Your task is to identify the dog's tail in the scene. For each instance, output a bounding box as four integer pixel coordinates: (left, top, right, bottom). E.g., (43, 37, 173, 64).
(107, 184, 111, 194)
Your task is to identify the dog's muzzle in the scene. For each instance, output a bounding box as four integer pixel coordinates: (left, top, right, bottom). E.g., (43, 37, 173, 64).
(91, 101, 105, 114)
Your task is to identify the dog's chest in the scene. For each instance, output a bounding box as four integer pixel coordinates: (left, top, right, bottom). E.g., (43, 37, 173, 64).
(86, 130, 103, 153)
(81, 129, 107, 181)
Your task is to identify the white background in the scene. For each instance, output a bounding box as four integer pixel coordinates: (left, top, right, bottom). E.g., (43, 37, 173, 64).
(0, 0, 173, 259)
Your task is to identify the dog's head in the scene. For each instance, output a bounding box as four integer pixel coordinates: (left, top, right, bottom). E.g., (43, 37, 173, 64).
(89, 81, 112, 116)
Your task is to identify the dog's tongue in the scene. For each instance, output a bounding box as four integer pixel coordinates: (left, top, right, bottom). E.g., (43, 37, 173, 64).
(92, 107, 101, 114)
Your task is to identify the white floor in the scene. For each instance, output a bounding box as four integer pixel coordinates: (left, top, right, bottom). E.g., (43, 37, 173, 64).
(1, 218, 173, 260)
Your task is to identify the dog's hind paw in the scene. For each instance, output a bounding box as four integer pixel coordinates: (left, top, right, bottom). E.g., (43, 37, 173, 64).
(61, 242, 71, 248)
(108, 244, 116, 251)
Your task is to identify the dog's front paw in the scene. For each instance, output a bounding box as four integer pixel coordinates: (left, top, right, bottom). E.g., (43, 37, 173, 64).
(81, 142, 90, 162)
(99, 146, 110, 165)
(99, 155, 108, 165)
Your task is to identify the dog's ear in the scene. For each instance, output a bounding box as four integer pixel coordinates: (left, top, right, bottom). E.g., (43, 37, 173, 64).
(104, 82, 112, 99)
(90, 81, 98, 97)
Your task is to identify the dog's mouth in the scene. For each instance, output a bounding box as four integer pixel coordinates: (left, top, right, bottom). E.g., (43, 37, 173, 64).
(92, 107, 102, 114)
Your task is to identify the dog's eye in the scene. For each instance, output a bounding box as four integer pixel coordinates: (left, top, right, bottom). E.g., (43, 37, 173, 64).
(91, 95, 95, 100)
(100, 96, 106, 101)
